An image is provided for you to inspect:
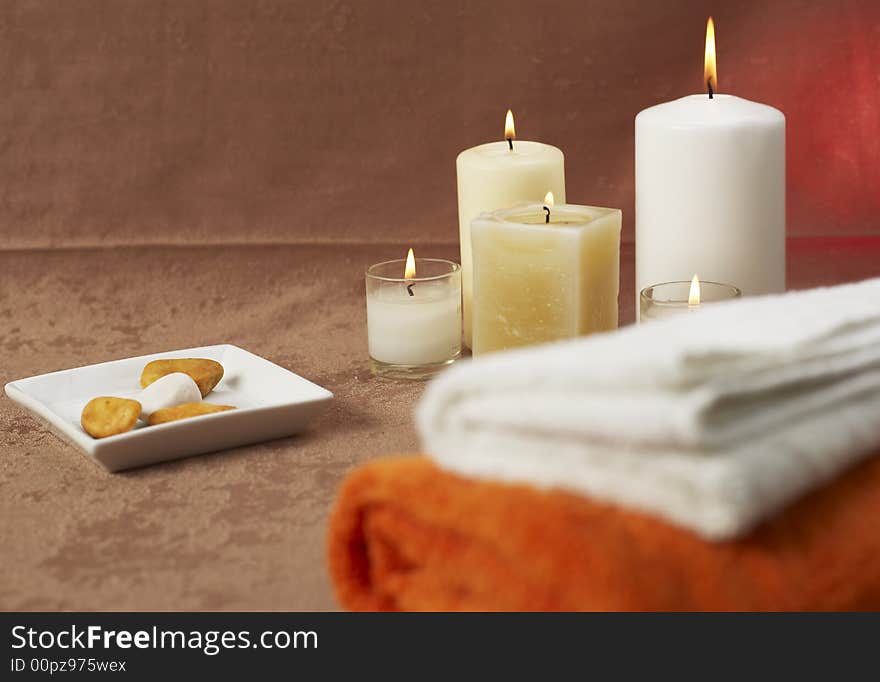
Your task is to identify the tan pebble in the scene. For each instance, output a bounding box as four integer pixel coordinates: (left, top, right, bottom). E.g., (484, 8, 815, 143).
(140, 358, 224, 398)
(81, 396, 142, 439)
(148, 402, 236, 425)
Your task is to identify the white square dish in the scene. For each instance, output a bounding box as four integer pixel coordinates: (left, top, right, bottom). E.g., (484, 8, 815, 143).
(4, 344, 333, 472)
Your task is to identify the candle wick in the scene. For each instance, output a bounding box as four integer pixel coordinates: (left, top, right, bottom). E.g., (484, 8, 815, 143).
(707, 80, 714, 99)
(406, 282, 415, 296)
(543, 206, 550, 224)
(507, 137, 513, 151)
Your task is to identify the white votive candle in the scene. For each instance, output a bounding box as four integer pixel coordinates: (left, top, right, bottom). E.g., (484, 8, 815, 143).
(366, 251, 461, 379)
(639, 276, 741, 322)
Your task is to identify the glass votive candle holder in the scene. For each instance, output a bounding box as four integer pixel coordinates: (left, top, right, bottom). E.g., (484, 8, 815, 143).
(640, 279, 741, 322)
(366, 256, 462, 380)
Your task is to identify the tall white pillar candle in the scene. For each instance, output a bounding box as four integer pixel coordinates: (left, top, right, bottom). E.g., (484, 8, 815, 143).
(457, 111, 565, 348)
(635, 19, 785, 311)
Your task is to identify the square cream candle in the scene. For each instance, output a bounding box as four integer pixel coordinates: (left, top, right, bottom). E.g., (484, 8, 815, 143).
(470, 199, 620, 355)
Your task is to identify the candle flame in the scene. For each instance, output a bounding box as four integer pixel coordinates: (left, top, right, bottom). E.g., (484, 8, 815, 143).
(404, 248, 416, 279)
(688, 274, 701, 306)
(544, 191, 555, 206)
(704, 17, 717, 94)
(504, 109, 516, 143)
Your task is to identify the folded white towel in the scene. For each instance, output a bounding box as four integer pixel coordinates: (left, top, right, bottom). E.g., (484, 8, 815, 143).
(417, 278, 880, 540)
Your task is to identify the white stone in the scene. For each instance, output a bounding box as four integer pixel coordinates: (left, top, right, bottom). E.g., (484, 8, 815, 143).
(138, 372, 202, 419)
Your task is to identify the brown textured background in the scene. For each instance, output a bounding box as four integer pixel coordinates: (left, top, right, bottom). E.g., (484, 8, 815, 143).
(0, 0, 877, 249)
(1, 0, 879, 611)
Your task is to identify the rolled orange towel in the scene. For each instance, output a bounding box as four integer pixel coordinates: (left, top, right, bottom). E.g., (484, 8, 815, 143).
(327, 455, 880, 611)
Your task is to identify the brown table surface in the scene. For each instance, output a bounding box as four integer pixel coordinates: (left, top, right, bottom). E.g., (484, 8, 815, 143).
(1, 237, 878, 611)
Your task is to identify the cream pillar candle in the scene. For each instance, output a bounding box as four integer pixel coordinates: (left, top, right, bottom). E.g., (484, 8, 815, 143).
(635, 18, 785, 312)
(456, 111, 566, 348)
(470, 197, 620, 355)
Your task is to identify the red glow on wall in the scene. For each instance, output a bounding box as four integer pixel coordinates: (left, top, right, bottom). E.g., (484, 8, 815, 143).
(787, 13, 880, 231)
